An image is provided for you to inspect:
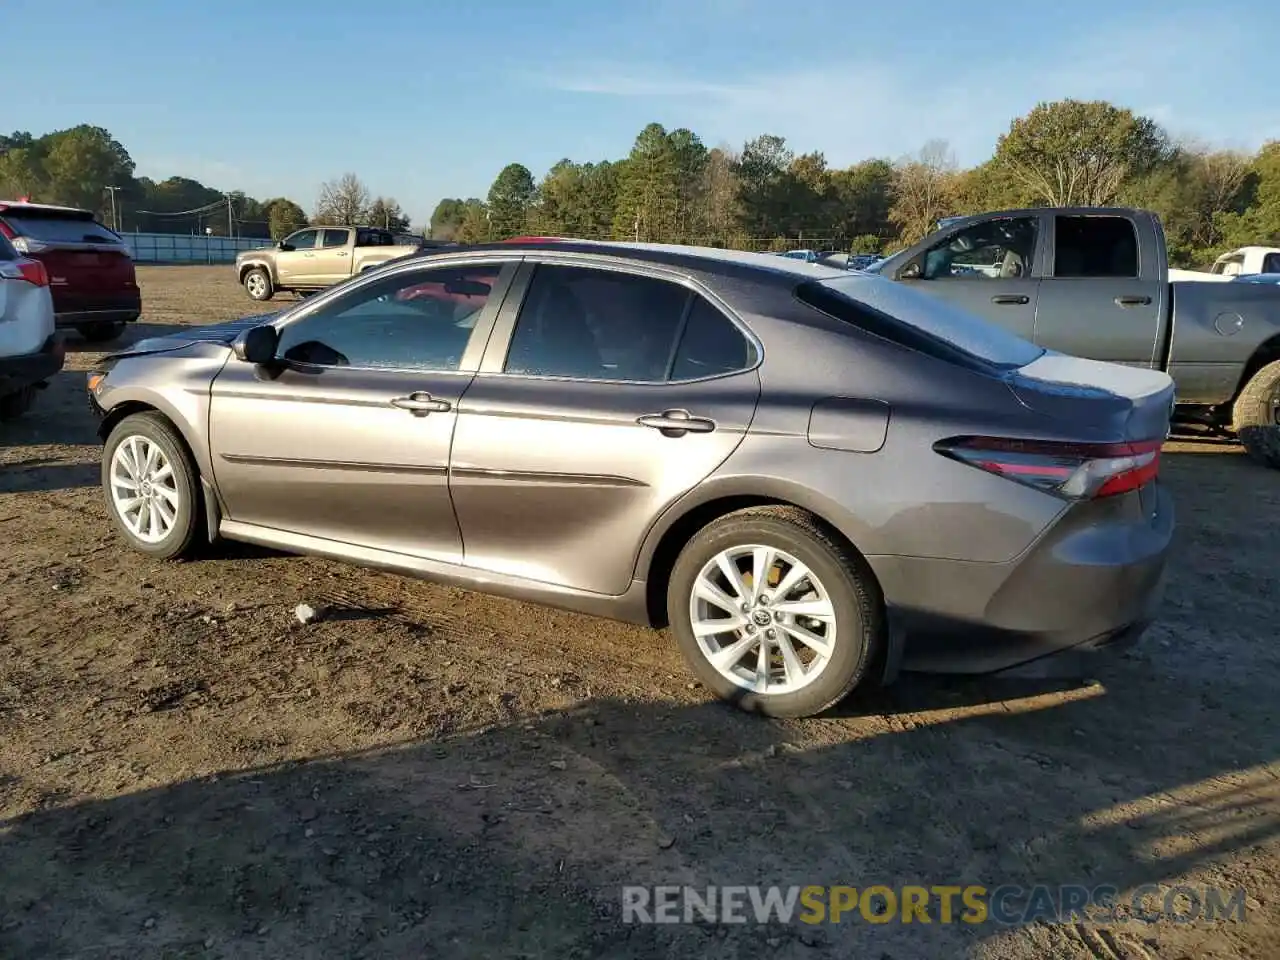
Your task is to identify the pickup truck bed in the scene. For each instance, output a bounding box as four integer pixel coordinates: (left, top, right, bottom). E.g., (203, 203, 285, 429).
(868, 206, 1280, 467)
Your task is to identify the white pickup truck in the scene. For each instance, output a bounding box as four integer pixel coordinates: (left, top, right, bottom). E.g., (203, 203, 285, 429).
(1169, 246, 1280, 283)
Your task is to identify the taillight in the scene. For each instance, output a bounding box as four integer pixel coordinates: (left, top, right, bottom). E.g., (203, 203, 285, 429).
(0, 258, 49, 287)
(935, 436, 1162, 500)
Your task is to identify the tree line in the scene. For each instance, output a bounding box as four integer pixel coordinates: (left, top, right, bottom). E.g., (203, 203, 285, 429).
(4, 102, 1278, 268)
(431, 99, 1280, 268)
(0, 126, 410, 240)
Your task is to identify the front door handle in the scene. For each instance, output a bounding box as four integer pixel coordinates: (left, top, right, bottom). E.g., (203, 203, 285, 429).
(637, 408, 716, 437)
(336, 252, 349, 257)
(390, 392, 452, 416)
(1115, 295, 1152, 306)
(991, 294, 1030, 305)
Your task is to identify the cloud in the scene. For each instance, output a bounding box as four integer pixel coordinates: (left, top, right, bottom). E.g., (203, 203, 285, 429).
(532, 16, 1269, 167)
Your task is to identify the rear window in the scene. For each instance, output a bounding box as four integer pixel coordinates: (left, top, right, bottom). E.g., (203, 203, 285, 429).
(795, 275, 1044, 372)
(2, 213, 121, 245)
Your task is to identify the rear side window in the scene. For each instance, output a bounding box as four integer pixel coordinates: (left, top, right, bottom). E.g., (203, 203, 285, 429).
(796, 276, 1044, 372)
(320, 228, 349, 248)
(1263, 252, 1280, 274)
(1, 214, 119, 244)
(1053, 216, 1139, 278)
(670, 297, 755, 379)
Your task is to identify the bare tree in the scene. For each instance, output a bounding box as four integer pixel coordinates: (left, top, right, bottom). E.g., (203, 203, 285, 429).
(314, 172, 371, 226)
(889, 139, 957, 243)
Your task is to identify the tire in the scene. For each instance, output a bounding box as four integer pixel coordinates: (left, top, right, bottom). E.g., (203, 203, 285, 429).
(1232, 359, 1280, 469)
(101, 412, 202, 560)
(78, 321, 126, 343)
(667, 506, 884, 718)
(0, 386, 37, 421)
(243, 267, 274, 301)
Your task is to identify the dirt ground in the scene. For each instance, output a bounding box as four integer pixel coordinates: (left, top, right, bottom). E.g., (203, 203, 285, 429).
(1, 265, 1278, 960)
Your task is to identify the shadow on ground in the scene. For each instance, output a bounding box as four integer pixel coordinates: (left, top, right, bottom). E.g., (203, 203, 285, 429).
(1, 664, 1275, 960)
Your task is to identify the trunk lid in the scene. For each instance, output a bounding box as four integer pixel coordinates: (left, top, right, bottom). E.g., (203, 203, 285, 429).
(1006, 352, 1175, 443)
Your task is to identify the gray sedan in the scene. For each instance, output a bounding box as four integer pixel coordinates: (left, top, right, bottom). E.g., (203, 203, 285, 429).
(86, 241, 1175, 717)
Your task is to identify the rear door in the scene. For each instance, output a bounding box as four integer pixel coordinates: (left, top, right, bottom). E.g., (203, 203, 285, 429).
(275, 228, 320, 286)
(313, 228, 353, 284)
(0, 209, 136, 316)
(1031, 214, 1164, 367)
(449, 259, 762, 595)
(902, 214, 1044, 340)
(208, 258, 518, 562)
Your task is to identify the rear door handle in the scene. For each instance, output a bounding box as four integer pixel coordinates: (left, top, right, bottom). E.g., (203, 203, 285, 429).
(1115, 295, 1152, 306)
(637, 408, 716, 437)
(336, 252, 349, 257)
(390, 392, 452, 415)
(991, 294, 1030, 305)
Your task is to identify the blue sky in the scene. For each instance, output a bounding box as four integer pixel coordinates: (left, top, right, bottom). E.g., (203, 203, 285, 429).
(7, 0, 1278, 226)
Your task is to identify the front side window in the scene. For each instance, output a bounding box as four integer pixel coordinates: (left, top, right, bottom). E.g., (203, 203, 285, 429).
(923, 217, 1039, 280)
(275, 265, 499, 371)
(1053, 216, 1139, 278)
(1262, 252, 1280, 274)
(284, 229, 318, 250)
(320, 228, 350, 248)
(503, 265, 693, 381)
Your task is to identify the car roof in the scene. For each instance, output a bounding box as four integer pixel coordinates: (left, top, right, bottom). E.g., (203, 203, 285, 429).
(414, 239, 852, 283)
(0, 200, 93, 217)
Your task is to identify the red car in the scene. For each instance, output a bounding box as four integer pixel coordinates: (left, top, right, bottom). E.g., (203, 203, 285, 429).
(0, 201, 141, 343)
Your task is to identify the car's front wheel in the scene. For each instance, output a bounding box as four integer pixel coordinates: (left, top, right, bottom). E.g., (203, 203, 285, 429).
(102, 412, 202, 560)
(667, 506, 883, 718)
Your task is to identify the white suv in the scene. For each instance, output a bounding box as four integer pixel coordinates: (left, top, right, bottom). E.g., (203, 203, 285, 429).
(0, 233, 62, 420)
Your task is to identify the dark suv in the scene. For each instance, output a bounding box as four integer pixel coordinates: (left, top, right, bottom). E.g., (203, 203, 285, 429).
(0, 201, 141, 343)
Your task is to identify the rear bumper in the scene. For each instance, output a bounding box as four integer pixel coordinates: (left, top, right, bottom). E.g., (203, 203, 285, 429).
(871, 483, 1174, 675)
(0, 335, 65, 394)
(55, 307, 141, 328)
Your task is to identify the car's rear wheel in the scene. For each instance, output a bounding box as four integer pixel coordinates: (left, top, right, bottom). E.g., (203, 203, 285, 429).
(667, 506, 883, 718)
(1232, 359, 1280, 469)
(102, 412, 202, 560)
(243, 267, 273, 301)
(78, 321, 126, 343)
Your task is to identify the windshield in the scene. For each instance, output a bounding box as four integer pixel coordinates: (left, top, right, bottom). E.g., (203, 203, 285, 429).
(803, 274, 1045, 370)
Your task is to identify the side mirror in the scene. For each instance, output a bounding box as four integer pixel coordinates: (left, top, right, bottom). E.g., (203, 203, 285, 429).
(898, 261, 923, 280)
(278, 241, 295, 251)
(233, 325, 279, 364)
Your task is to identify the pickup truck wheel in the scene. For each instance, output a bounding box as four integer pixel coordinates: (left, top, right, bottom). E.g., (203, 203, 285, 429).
(243, 268, 273, 301)
(1232, 359, 1280, 468)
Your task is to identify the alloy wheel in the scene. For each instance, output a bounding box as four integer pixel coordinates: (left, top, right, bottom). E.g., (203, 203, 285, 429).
(109, 435, 181, 544)
(688, 544, 837, 695)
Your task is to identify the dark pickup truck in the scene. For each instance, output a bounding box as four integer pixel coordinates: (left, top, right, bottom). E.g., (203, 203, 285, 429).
(866, 207, 1280, 467)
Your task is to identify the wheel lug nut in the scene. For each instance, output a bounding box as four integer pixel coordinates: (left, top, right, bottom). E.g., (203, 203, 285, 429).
(766, 629, 776, 639)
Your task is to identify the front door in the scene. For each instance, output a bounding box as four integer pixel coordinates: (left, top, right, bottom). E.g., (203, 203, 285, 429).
(1031, 213, 1164, 367)
(449, 261, 762, 595)
(208, 259, 518, 562)
(901, 214, 1044, 341)
(274, 228, 321, 286)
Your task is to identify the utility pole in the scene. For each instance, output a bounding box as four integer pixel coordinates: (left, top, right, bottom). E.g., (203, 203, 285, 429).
(104, 186, 121, 232)
(226, 194, 234, 238)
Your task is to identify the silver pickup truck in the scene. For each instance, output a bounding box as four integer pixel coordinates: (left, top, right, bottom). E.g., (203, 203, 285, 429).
(235, 225, 418, 302)
(867, 207, 1280, 467)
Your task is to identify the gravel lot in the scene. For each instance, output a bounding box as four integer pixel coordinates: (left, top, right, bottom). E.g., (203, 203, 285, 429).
(1, 266, 1278, 960)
